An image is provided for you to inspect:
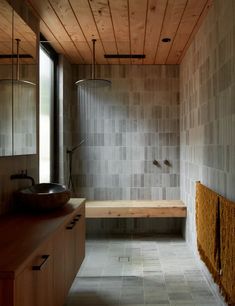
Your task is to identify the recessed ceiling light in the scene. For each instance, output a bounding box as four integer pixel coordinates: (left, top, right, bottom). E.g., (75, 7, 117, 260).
(162, 38, 171, 43)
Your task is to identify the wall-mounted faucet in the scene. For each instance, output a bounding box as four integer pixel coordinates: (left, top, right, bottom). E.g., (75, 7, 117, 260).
(164, 160, 171, 167)
(153, 160, 161, 167)
(10, 170, 35, 186)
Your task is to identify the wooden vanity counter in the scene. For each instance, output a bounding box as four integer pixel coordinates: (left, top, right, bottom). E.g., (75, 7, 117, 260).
(0, 198, 85, 279)
(0, 198, 86, 306)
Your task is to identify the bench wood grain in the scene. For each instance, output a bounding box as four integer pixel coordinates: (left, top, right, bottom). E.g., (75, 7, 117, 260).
(86, 200, 186, 218)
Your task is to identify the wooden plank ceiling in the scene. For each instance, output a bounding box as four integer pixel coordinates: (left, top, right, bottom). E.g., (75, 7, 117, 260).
(0, 0, 36, 64)
(27, 0, 213, 65)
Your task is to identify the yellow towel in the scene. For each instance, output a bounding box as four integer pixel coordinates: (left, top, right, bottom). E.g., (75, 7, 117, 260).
(219, 196, 235, 306)
(196, 182, 220, 282)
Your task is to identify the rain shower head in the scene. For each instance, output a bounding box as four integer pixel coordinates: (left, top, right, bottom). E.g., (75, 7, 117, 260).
(0, 79, 36, 86)
(75, 39, 111, 88)
(75, 78, 111, 88)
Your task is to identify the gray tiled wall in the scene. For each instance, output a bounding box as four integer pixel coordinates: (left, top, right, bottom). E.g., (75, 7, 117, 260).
(180, 0, 235, 251)
(71, 65, 180, 202)
(0, 155, 38, 214)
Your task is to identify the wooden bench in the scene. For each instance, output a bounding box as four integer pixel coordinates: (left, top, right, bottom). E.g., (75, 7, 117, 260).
(85, 200, 186, 218)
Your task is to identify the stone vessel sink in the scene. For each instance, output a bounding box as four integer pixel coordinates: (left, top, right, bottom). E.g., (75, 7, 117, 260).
(16, 183, 71, 212)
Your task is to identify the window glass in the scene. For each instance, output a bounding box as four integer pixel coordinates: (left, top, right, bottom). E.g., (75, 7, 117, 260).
(39, 47, 53, 183)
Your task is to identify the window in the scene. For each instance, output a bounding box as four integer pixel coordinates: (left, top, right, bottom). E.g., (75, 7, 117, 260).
(39, 46, 54, 183)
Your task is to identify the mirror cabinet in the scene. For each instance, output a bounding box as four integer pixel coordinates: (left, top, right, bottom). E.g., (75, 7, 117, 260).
(0, 0, 13, 156)
(0, 0, 37, 156)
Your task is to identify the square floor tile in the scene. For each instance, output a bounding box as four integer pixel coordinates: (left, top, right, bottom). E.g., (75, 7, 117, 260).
(64, 236, 224, 306)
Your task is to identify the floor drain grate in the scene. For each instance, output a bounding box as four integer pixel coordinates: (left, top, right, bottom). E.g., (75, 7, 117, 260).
(118, 256, 130, 262)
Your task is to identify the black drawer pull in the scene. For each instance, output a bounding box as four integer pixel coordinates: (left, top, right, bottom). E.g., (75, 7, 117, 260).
(74, 214, 82, 221)
(66, 220, 76, 230)
(66, 224, 75, 230)
(73, 216, 80, 221)
(66, 214, 82, 229)
(32, 255, 50, 271)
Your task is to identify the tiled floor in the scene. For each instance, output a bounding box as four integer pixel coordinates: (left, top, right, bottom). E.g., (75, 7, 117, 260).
(65, 236, 224, 306)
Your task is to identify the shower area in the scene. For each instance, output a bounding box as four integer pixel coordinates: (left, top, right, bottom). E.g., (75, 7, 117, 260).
(64, 63, 181, 235)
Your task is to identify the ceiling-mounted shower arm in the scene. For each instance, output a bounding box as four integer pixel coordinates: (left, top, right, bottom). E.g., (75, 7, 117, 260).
(16, 38, 21, 81)
(0, 38, 35, 86)
(92, 39, 96, 80)
(74, 38, 111, 87)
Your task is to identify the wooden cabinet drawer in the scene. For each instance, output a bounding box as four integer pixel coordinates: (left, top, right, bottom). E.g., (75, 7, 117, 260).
(64, 206, 85, 295)
(53, 230, 65, 306)
(75, 207, 85, 271)
(15, 242, 53, 306)
(0, 199, 86, 306)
